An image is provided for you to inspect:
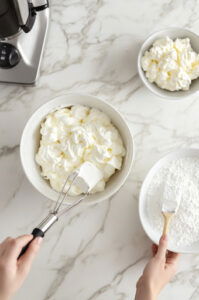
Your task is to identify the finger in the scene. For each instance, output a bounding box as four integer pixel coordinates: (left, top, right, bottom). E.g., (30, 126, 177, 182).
(166, 251, 180, 265)
(152, 244, 158, 256)
(0, 237, 12, 249)
(0, 237, 13, 256)
(156, 234, 168, 260)
(2, 237, 12, 243)
(18, 237, 42, 275)
(136, 277, 143, 289)
(1, 235, 33, 261)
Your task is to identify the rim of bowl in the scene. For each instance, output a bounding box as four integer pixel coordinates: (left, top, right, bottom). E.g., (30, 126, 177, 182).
(139, 148, 199, 254)
(137, 27, 199, 101)
(20, 93, 135, 206)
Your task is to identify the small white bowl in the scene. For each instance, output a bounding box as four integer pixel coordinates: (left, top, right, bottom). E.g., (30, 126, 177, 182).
(138, 27, 199, 100)
(139, 148, 199, 253)
(20, 93, 134, 205)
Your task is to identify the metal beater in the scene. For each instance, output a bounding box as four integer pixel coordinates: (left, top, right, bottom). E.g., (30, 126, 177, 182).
(18, 162, 103, 258)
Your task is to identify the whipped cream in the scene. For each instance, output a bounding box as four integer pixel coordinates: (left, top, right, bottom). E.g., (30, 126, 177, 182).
(141, 37, 199, 91)
(36, 105, 126, 196)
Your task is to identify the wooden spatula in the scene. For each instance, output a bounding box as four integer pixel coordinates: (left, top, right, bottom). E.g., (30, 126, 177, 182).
(161, 173, 182, 235)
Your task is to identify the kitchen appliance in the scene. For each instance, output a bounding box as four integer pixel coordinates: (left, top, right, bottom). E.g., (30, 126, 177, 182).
(0, 0, 49, 84)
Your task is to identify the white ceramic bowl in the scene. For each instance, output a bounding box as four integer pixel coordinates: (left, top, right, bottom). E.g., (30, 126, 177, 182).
(138, 27, 199, 100)
(20, 93, 134, 205)
(139, 148, 199, 253)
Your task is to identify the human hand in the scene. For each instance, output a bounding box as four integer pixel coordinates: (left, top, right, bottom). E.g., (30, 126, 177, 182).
(135, 235, 180, 300)
(0, 235, 42, 300)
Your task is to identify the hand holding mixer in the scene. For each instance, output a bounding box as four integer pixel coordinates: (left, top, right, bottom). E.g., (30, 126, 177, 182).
(19, 162, 103, 258)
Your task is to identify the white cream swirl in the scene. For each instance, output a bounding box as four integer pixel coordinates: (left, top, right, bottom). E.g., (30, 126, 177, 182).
(36, 105, 126, 195)
(141, 37, 199, 91)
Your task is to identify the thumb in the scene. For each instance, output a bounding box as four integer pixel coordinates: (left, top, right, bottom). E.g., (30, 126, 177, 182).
(156, 234, 168, 260)
(18, 237, 43, 275)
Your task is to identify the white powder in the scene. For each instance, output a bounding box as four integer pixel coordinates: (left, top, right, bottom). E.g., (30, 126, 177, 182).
(147, 157, 199, 247)
(162, 171, 184, 213)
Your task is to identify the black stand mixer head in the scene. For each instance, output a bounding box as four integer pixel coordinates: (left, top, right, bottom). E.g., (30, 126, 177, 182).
(0, 0, 49, 84)
(0, 0, 20, 39)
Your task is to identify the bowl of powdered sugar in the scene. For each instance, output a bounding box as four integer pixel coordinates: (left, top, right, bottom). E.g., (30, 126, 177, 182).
(139, 148, 199, 253)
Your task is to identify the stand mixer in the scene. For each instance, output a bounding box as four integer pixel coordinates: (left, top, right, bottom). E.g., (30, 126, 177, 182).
(0, 0, 49, 84)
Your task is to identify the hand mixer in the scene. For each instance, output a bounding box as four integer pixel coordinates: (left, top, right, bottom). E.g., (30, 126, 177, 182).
(18, 162, 103, 258)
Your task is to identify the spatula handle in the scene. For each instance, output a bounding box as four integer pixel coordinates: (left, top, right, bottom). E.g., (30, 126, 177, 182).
(162, 212, 173, 235)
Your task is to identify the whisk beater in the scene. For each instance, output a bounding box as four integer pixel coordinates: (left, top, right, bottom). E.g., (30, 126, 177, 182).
(18, 162, 103, 258)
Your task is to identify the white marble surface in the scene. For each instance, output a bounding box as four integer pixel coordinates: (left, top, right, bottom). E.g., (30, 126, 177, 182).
(1, 0, 199, 299)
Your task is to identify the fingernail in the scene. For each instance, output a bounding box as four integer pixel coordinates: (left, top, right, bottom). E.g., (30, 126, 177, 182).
(162, 234, 167, 241)
(35, 237, 43, 245)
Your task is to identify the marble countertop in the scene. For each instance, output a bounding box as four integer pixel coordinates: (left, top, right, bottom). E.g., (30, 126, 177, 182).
(1, 0, 199, 299)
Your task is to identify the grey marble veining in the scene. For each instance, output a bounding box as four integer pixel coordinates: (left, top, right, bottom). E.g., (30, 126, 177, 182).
(1, 0, 199, 299)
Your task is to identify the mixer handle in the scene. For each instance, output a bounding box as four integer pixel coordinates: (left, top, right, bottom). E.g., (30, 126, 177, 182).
(18, 213, 58, 259)
(18, 228, 44, 259)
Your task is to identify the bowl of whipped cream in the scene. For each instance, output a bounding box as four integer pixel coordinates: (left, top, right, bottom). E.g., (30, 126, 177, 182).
(20, 93, 134, 204)
(138, 28, 199, 99)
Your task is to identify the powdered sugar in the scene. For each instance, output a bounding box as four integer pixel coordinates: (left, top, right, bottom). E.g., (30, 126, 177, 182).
(147, 157, 199, 246)
(162, 171, 184, 213)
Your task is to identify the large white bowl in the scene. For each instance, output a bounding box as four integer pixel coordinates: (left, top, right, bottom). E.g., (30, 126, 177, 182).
(138, 27, 199, 100)
(20, 93, 134, 205)
(139, 148, 199, 253)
